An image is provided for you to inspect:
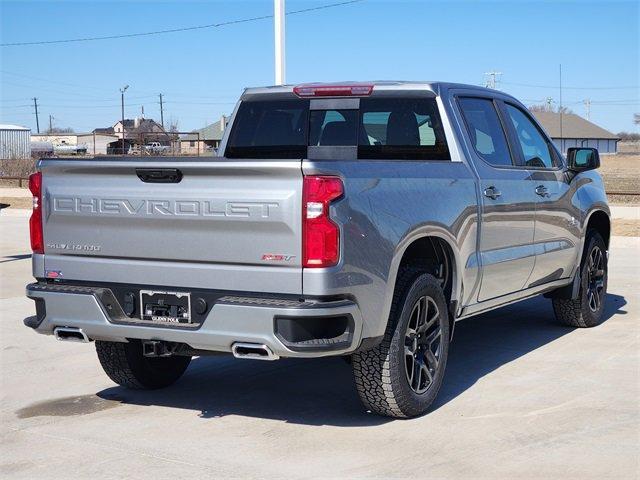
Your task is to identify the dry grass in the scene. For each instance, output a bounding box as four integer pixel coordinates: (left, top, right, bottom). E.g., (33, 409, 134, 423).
(0, 197, 32, 209)
(612, 219, 640, 237)
(600, 154, 640, 204)
(0, 158, 37, 179)
(0, 178, 27, 188)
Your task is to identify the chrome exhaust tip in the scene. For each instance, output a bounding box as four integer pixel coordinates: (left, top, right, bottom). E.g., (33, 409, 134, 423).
(54, 327, 90, 343)
(231, 342, 279, 361)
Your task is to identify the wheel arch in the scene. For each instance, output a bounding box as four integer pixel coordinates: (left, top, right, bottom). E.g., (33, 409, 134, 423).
(585, 209, 611, 249)
(382, 228, 462, 339)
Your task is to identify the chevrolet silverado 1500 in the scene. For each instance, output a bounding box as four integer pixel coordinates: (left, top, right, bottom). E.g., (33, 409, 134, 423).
(25, 82, 610, 418)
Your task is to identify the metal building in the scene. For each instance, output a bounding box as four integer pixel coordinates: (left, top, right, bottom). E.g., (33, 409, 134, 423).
(0, 124, 31, 159)
(532, 112, 620, 154)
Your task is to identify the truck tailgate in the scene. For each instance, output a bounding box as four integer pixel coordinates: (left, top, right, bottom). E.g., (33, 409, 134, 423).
(39, 159, 303, 294)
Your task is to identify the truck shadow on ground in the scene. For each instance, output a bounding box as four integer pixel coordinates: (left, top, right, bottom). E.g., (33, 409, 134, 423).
(97, 292, 626, 426)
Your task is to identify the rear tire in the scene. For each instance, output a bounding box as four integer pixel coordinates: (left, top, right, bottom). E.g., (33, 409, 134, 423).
(95, 340, 191, 389)
(352, 271, 450, 418)
(552, 230, 608, 328)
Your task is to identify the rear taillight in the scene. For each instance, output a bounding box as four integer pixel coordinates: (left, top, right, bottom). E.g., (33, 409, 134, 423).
(293, 83, 374, 97)
(29, 172, 43, 254)
(302, 176, 343, 268)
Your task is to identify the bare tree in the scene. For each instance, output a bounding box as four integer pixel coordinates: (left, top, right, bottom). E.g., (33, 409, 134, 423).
(45, 126, 75, 134)
(529, 104, 573, 114)
(617, 132, 640, 141)
(0, 158, 37, 177)
(168, 117, 179, 133)
(164, 117, 180, 142)
(634, 113, 640, 125)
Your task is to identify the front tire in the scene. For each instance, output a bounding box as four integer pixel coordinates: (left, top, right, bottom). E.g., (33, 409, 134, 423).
(95, 340, 191, 389)
(352, 272, 450, 418)
(553, 230, 608, 328)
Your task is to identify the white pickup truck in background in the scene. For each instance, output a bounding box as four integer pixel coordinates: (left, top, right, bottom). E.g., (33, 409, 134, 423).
(143, 142, 171, 155)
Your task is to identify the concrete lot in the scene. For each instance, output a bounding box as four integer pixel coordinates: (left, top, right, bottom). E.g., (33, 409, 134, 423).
(0, 213, 638, 479)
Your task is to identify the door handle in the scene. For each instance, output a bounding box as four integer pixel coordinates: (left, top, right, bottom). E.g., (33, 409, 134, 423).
(535, 185, 549, 197)
(483, 186, 501, 200)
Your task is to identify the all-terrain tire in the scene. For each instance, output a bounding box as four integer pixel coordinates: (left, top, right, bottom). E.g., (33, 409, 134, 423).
(95, 340, 191, 389)
(553, 230, 608, 328)
(352, 271, 450, 418)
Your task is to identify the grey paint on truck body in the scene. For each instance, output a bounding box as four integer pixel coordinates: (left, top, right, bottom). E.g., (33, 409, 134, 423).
(28, 81, 610, 356)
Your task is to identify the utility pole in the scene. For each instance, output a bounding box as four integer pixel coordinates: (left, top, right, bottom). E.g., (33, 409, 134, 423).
(583, 99, 591, 120)
(49, 115, 53, 133)
(559, 64, 563, 141)
(483, 70, 502, 89)
(274, 0, 285, 85)
(119, 85, 129, 154)
(159, 93, 164, 129)
(32, 97, 40, 133)
(545, 96, 554, 111)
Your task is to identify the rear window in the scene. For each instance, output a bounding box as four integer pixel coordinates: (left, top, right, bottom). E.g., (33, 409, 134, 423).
(225, 97, 449, 160)
(225, 100, 308, 159)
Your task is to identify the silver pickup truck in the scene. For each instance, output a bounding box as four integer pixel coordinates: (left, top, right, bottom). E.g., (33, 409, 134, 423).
(24, 82, 610, 418)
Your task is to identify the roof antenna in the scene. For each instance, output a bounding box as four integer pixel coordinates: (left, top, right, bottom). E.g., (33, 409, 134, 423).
(559, 64, 563, 141)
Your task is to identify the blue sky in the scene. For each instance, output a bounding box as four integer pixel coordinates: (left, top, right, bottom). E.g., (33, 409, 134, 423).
(1, 0, 638, 134)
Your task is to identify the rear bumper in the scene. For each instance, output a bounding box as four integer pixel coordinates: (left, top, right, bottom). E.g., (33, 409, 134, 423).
(25, 282, 364, 358)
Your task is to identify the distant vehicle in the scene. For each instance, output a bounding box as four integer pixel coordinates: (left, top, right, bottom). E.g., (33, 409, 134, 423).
(143, 142, 170, 155)
(24, 81, 610, 418)
(30, 141, 54, 158)
(53, 144, 87, 155)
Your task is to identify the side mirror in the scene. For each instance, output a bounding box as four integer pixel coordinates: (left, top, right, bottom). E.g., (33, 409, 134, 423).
(567, 147, 600, 172)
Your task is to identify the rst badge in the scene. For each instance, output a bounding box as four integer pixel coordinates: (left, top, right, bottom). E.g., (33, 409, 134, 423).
(261, 254, 296, 262)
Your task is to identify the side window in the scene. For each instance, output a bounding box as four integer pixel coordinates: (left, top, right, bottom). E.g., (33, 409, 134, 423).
(458, 97, 513, 167)
(504, 104, 557, 168)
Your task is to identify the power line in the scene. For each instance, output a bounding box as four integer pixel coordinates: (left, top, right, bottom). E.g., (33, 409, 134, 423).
(1, 0, 365, 47)
(164, 100, 236, 105)
(502, 81, 638, 90)
(0, 70, 135, 94)
(1, 100, 238, 110)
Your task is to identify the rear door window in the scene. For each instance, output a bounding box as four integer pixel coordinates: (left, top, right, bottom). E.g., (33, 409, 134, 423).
(458, 97, 514, 167)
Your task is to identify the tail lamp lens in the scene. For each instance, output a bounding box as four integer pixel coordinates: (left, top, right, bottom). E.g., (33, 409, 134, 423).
(302, 176, 343, 268)
(29, 172, 43, 254)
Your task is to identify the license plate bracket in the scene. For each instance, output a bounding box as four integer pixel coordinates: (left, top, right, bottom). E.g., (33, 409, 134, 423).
(140, 290, 191, 324)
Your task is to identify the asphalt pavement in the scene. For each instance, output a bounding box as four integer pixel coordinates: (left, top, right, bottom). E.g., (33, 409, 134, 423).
(1, 214, 638, 479)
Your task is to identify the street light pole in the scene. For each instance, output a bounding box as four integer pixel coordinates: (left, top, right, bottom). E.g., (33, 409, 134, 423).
(119, 85, 129, 154)
(274, 0, 285, 85)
